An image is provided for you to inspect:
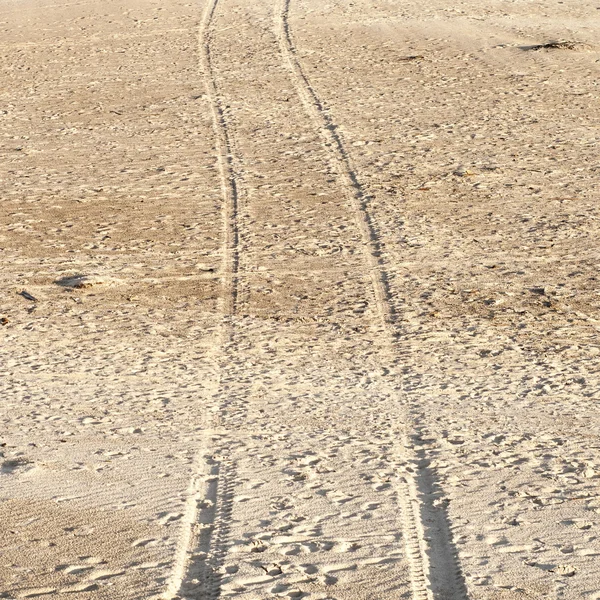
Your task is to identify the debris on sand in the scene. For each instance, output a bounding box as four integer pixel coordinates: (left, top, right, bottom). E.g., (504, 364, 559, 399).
(524, 40, 590, 51)
(55, 275, 118, 289)
(18, 290, 38, 302)
(453, 165, 476, 177)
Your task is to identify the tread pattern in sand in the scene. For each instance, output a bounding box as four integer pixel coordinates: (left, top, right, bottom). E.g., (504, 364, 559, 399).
(164, 0, 241, 597)
(276, 1, 467, 598)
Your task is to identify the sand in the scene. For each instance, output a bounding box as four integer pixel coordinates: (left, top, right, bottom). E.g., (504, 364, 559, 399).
(1, 0, 599, 598)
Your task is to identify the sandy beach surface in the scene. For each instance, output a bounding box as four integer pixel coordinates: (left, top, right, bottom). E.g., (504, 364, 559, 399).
(1, 0, 599, 598)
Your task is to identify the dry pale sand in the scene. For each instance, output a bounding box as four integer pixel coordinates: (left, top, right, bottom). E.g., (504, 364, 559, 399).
(1, 0, 600, 598)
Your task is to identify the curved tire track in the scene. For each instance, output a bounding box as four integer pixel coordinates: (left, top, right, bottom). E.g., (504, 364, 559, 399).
(163, 0, 240, 597)
(275, 1, 468, 599)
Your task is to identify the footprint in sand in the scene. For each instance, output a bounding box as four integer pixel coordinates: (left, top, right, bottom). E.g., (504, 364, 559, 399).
(318, 573, 338, 586)
(234, 495, 253, 503)
(157, 512, 183, 526)
(333, 541, 361, 553)
(131, 537, 159, 548)
(250, 539, 269, 553)
(59, 583, 99, 594)
(261, 563, 283, 576)
(63, 565, 95, 575)
(19, 589, 57, 598)
(87, 569, 126, 581)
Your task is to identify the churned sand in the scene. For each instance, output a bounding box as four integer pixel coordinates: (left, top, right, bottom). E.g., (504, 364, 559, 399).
(1, 0, 599, 598)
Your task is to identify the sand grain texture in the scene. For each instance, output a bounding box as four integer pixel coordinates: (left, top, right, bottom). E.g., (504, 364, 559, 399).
(1, 0, 599, 598)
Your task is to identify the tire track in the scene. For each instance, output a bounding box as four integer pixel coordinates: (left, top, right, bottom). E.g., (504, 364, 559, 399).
(275, 2, 468, 599)
(163, 0, 239, 597)
(276, 2, 393, 334)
